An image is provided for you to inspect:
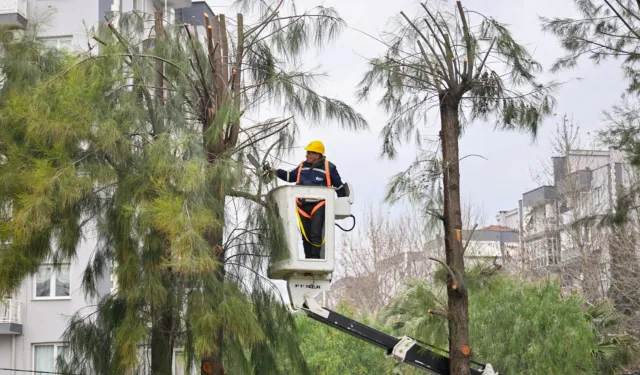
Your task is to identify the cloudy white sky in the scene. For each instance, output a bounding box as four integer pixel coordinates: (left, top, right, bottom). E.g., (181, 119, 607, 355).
(203, 0, 631, 301)
(204, 0, 628, 227)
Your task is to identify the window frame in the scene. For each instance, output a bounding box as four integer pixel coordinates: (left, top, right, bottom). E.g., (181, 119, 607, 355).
(38, 35, 73, 51)
(33, 264, 71, 300)
(32, 343, 69, 373)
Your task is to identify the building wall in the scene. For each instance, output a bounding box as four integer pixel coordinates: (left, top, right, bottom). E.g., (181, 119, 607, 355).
(0, 337, 13, 370)
(0, 224, 104, 373)
(29, 0, 161, 54)
(496, 208, 519, 230)
(30, 0, 101, 52)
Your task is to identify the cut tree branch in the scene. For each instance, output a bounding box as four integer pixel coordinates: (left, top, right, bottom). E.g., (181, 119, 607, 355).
(228, 189, 265, 206)
(429, 257, 465, 294)
(474, 37, 496, 79)
(462, 223, 478, 255)
(428, 308, 450, 320)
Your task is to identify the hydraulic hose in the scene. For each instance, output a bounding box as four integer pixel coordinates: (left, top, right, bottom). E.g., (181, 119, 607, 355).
(335, 214, 356, 232)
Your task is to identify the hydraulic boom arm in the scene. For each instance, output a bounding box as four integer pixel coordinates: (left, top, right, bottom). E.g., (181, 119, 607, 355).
(301, 296, 498, 375)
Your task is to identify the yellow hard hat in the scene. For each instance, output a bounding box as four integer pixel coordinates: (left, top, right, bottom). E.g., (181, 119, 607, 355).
(304, 140, 325, 155)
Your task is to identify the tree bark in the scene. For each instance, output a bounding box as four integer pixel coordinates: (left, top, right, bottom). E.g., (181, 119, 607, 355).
(154, 10, 164, 109)
(151, 258, 177, 375)
(150, 15, 173, 374)
(440, 95, 470, 375)
(199, 13, 244, 375)
(200, 184, 227, 375)
(151, 302, 175, 375)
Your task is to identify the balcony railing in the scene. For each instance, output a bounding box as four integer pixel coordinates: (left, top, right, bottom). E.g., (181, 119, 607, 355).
(0, 298, 21, 324)
(0, 0, 27, 17)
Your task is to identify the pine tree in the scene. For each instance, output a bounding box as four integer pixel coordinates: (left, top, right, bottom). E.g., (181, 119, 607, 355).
(0, 2, 367, 374)
(356, 1, 556, 373)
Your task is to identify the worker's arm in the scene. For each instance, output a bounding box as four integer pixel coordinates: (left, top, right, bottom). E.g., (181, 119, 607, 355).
(274, 166, 299, 183)
(329, 164, 346, 197)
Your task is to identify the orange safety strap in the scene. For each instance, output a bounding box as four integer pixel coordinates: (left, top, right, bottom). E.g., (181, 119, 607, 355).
(324, 159, 331, 187)
(296, 200, 326, 219)
(295, 159, 332, 210)
(295, 159, 331, 187)
(294, 159, 332, 247)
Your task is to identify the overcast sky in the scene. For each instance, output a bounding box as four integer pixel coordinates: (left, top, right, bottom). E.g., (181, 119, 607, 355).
(204, 0, 627, 225)
(198, 0, 631, 303)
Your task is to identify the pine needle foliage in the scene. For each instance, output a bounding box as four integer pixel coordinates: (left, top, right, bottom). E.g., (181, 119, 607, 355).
(357, 3, 556, 150)
(357, 0, 557, 193)
(385, 267, 638, 374)
(540, 0, 640, 94)
(0, 2, 367, 374)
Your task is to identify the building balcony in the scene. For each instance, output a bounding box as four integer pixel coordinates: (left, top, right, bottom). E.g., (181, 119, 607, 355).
(0, 0, 27, 29)
(522, 185, 557, 207)
(152, 0, 192, 10)
(556, 170, 592, 196)
(175, 1, 214, 26)
(0, 298, 22, 334)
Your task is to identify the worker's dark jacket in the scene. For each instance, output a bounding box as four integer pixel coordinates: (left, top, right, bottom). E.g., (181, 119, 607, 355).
(276, 157, 346, 198)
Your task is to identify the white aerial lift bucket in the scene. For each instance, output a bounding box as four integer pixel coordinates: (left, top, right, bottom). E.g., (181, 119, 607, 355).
(267, 183, 354, 309)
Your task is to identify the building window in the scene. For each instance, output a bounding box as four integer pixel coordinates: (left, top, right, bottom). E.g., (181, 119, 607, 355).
(174, 349, 197, 375)
(40, 36, 73, 51)
(34, 344, 68, 373)
(594, 186, 603, 205)
(34, 264, 70, 299)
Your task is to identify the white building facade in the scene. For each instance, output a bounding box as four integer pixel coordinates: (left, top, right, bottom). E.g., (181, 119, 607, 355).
(0, 1, 208, 374)
(504, 149, 635, 295)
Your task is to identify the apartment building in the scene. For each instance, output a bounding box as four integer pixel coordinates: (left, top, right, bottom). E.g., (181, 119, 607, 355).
(0, 1, 211, 374)
(504, 148, 633, 294)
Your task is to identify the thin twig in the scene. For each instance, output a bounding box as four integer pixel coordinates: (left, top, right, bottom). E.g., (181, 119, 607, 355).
(462, 223, 478, 255)
(603, 0, 640, 40)
(400, 11, 450, 84)
(474, 37, 495, 79)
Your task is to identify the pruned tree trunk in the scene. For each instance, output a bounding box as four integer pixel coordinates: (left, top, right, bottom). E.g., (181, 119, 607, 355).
(151, 302, 176, 375)
(154, 10, 164, 107)
(440, 95, 470, 375)
(198, 12, 244, 375)
(150, 13, 174, 375)
(200, 217, 226, 375)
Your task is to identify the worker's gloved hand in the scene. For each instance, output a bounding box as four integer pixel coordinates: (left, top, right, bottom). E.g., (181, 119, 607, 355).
(261, 164, 275, 177)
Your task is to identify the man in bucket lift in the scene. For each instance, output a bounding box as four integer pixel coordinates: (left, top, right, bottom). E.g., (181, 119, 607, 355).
(270, 140, 346, 259)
